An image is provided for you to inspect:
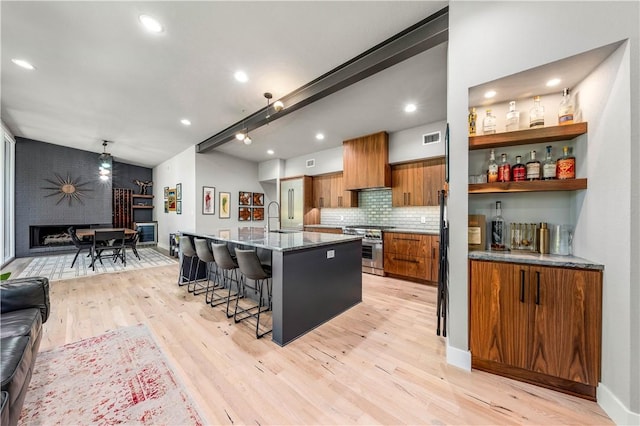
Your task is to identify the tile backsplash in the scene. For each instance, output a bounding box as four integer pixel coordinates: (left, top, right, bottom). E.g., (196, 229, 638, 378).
(320, 189, 440, 231)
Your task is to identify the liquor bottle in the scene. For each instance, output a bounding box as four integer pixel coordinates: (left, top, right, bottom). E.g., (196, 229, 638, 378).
(556, 145, 576, 179)
(468, 107, 477, 136)
(491, 201, 507, 251)
(498, 153, 511, 182)
(526, 150, 541, 180)
(529, 96, 545, 128)
(506, 101, 520, 132)
(483, 109, 496, 134)
(558, 88, 575, 125)
(487, 149, 498, 183)
(542, 145, 556, 180)
(512, 155, 526, 181)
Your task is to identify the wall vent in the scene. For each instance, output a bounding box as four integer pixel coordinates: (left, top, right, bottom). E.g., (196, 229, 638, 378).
(422, 131, 441, 145)
(306, 159, 316, 168)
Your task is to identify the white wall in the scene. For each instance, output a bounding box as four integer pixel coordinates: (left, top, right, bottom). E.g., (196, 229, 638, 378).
(285, 146, 343, 177)
(153, 145, 197, 250)
(195, 151, 273, 231)
(258, 158, 284, 182)
(447, 1, 639, 421)
(389, 120, 446, 164)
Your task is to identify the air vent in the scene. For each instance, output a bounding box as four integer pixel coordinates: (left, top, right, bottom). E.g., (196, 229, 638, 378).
(306, 159, 316, 168)
(423, 131, 441, 145)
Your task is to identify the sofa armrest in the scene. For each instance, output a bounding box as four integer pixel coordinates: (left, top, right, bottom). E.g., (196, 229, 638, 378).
(0, 277, 50, 323)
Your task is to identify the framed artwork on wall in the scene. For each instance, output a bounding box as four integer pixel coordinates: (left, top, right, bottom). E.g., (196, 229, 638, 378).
(176, 183, 182, 200)
(164, 200, 168, 213)
(177, 200, 182, 215)
(239, 191, 251, 206)
(168, 188, 177, 211)
(252, 208, 264, 221)
(163, 186, 169, 199)
(202, 186, 215, 215)
(219, 192, 231, 219)
(238, 207, 251, 221)
(252, 192, 264, 206)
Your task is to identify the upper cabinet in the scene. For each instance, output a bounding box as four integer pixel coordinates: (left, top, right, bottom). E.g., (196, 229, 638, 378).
(312, 172, 358, 208)
(343, 131, 391, 190)
(391, 157, 445, 206)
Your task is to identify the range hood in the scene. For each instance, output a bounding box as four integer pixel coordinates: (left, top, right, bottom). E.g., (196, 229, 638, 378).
(343, 131, 391, 190)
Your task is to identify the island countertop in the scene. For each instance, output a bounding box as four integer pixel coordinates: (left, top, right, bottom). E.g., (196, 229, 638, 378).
(180, 227, 362, 252)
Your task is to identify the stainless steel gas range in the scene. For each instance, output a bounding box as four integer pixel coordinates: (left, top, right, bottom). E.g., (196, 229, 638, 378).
(343, 225, 395, 276)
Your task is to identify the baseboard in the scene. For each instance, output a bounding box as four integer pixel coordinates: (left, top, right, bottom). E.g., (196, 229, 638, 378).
(446, 339, 471, 371)
(598, 383, 640, 425)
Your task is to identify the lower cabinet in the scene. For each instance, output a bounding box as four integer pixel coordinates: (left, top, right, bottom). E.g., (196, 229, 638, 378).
(303, 226, 343, 234)
(469, 259, 602, 400)
(383, 232, 438, 283)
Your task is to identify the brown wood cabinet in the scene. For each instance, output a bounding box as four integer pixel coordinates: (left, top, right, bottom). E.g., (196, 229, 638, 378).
(383, 232, 438, 283)
(469, 259, 602, 400)
(343, 131, 391, 190)
(313, 172, 357, 208)
(303, 226, 344, 234)
(391, 158, 445, 206)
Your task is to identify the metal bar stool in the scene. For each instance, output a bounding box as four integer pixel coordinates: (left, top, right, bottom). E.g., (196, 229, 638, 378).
(178, 236, 199, 287)
(211, 243, 241, 315)
(234, 248, 273, 339)
(193, 238, 217, 297)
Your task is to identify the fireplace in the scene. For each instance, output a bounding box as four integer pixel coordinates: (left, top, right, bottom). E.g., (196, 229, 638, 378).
(29, 224, 108, 248)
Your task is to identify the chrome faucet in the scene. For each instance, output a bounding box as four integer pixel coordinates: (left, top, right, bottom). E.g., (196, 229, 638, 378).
(266, 201, 281, 233)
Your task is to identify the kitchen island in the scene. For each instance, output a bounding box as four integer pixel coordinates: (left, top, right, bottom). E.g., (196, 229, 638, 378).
(180, 227, 362, 346)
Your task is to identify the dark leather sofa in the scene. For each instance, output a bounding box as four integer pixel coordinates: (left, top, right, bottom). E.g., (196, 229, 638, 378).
(0, 277, 50, 426)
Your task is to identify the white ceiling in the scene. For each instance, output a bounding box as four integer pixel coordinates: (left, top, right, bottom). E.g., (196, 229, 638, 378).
(1, 1, 448, 168)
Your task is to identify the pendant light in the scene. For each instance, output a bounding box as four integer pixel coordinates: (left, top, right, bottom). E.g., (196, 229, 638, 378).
(98, 140, 112, 181)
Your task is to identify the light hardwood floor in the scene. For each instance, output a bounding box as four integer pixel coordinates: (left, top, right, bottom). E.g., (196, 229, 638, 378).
(32, 263, 611, 425)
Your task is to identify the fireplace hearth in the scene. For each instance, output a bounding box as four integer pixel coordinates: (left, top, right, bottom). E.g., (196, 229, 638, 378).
(29, 224, 108, 249)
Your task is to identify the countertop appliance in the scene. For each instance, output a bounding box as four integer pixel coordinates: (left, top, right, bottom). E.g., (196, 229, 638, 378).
(343, 225, 395, 276)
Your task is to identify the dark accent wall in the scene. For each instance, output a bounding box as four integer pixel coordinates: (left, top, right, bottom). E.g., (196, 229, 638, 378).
(15, 138, 152, 257)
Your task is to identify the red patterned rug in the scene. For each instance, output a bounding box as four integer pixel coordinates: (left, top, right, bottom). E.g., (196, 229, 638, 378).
(20, 325, 205, 425)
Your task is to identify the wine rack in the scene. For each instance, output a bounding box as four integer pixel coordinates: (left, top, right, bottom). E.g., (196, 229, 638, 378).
(113, 188, 132, 228)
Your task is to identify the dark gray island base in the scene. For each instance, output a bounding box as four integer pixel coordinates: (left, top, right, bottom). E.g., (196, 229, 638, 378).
(180, 228, 362, 346)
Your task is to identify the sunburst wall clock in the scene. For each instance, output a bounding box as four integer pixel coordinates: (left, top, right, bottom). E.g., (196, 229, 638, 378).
(42, 173, 93, 206)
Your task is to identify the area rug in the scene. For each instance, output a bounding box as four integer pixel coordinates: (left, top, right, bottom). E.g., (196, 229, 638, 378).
(19, 324, 205, 425)
(15, 247, 177, 282)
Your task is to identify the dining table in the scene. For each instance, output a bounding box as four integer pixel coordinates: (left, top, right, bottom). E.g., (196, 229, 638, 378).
(75, 228, 137, 239)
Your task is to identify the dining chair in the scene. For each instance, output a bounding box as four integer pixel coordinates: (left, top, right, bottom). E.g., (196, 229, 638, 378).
(124, 230, 141, 260)
(91, 229, 126, 270)
(68, 227, 92, 268)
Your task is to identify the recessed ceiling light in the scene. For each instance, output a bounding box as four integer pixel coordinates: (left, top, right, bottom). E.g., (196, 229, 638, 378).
(315, 133, 325, 140)
(234, 71, 248, 83)
(484, 90, 497, 99)
(11, 59, 35, 70)
(546, 78, 561, 87)
(180, 119, 191, 126)
(267, 149, 274, 155)
(404, 103, 417, 113)
(139, 14, 163, 33)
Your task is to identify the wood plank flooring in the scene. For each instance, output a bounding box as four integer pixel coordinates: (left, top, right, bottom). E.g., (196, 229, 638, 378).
(34, 263, 611, 425)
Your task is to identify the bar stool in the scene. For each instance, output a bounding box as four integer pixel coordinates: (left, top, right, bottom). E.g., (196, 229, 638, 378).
(211, 243, 240, 315)
(234, 248, 273, 339)
(178, 236, 199, 287)
(193, 238, 216, 297)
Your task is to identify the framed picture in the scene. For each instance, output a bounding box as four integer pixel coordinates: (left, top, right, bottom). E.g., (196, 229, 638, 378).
(168, 188, 177, 211)
(163, 186, 169, 199)
(177, 200, 182, 215)
(202, 186, 215, 215)
(252, 192, 264, 206)
(219, 192, 231, 219)
(164, 200, 169, 213)
(176, 183, 182, 200)
(252, 207, 264, 221)
(238, 207, 251, 221)
(219, 229, 231, 239)
(239, 191, 251, 206)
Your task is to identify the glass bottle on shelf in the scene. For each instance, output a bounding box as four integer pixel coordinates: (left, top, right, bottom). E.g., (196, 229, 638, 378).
(512, 155, 526, 181)
(529, 96, 545, 128)
(498, 153, 511, 182)
(556, 145, 576, 179)
(487, 149, 498, 183)
(542, 145, 556, 180)
(558, 88, 575, 125)
(483, 109, 496, 134)
(526, 150, 541, 180)
(491, 201, 507, 251)
(468, 107, 477, 136)
(506, 101, 520, 132)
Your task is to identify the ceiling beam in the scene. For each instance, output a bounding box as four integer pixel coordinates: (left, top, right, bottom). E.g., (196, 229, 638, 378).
(196, 6, 448, 154)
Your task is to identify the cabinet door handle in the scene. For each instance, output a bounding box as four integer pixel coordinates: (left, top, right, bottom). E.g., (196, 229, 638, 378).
(320, 197, 324, 208)
(520, 269, 526, 303)
(393, 257, 419, 264)
(407, 192, 411, 205)
(338, 196, 342, 207)
(535, 271, 541, 305)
